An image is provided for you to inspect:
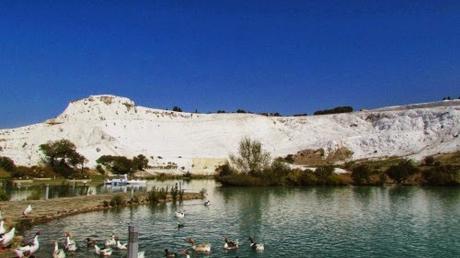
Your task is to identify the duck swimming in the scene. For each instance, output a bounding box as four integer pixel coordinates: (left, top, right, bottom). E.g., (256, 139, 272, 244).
(164, 248, 177, 257)
(223, 237, 239, 250)
(14, 231, 40, 257)
(116, 240, 127, 250)
(204, 200, 211, 206)
(175, 211, 185, 218)
(249, 237, 264, 251)
(86, 238, 97, 248)
(64, 232, 77, 251)
(0, 227, 15, 248)
(95, 244, 112, 256)
(105, 234, 117, 247)
(186, 238, 211, 254)
(52, 240, 66, 258)
(0, 220, 6, 235)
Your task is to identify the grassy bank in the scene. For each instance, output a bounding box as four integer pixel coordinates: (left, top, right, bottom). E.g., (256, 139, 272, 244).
(217, 155, 460, 187)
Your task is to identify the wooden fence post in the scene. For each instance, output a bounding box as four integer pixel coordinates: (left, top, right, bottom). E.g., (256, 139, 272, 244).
(128, 225, 139, 258)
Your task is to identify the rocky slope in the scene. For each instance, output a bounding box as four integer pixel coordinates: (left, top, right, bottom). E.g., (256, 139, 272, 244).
(0, 95, 459, 174)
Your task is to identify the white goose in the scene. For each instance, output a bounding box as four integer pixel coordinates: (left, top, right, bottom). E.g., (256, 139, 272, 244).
(175, 211, 185, 218)
(186, 238, 211, 254)
(22, 204, 32, 217)
(52, 240, 66, 258)
(64, 232, 77, 251)
(0, 220, 6, 235)
(249, 237, 264, 251)
(0, 227, 15, 247)
(105, 234, 117, 247)
(95, 244, 112, 256)
(116, 240, 127, 250)
(14, 231, 40, 257)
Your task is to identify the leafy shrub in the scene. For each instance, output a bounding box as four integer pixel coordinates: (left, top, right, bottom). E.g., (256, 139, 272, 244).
(110, 194, 126, 207)
(0, 156, 16, 171)
(96, 164, 105, 174)
(0, 189, 10, 201)
(171, 184, 180, 203)
(423, 165, 460, 186)
(229, 137, 271, 175)
(199, 188, 207, 198)
(315, 166, 335, 184)
(216, 163, 236, 177)
(351, 165, 373, 185)
(386, 160, 418, 184)
(148, 186, 168, 204)
(97, 154, 148, 174)
(423, 156, 435, 166)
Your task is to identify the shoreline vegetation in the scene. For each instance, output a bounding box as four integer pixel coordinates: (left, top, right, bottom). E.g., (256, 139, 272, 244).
(216, 138, 460, 187)
(0, 188, 202, 257)
(0, 137, 459, 189)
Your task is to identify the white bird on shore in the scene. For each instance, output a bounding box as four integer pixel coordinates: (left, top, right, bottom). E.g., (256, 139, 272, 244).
(105, 234, 116, 247)
(0, 227, 15, 247)
(22, 204, 32, 217)
(52, 240, 66, 258)
(249, 237, 264, 251)
(175, 211, 185, 218)
(14, 231, 40, 257)
(0, 220, 6, 235)
(95, 244, 112, 256)
(64, 232, 77, 251)
(116, 240, 127, 250)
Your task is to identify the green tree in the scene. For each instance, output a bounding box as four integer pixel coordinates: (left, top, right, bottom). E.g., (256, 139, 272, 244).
(39, 139, 87, 176)
(0, 156, 16, 172)
(229, 137, 271, 175)
(351, 165, 372, 185)
(132, 154, 149, 171)
(386, 160, 418, 184)
(97, 155, 131, 174)
(423, 165, 460, 185)
(315, 166, 335, 184)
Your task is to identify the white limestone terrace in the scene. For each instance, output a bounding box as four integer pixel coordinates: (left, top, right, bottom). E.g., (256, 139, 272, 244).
(0, 95, 459, 172)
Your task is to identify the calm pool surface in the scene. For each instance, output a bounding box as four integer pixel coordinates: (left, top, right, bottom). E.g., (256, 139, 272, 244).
(24, 180, 460, 257)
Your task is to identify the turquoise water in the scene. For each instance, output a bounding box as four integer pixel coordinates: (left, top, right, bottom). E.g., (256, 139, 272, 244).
(24, 180, 460, 257)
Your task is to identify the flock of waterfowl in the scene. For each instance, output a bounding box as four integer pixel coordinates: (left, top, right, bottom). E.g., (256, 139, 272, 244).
(0, 199, 264, 257)
(167, 200, 265, 257)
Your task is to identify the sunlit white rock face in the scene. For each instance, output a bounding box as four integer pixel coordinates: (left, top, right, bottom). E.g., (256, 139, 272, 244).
(0, 95, 459, 172)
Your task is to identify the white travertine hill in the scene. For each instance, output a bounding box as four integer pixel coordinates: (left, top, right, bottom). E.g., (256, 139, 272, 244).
(0, 95, 459, 173)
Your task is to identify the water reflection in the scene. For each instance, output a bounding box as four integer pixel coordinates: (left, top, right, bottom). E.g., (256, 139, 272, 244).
(0, 179, 203, 201)
(22, 181, 460, 258)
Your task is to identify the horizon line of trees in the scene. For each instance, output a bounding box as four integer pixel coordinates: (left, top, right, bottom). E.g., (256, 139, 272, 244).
(168, 105, 356, 117)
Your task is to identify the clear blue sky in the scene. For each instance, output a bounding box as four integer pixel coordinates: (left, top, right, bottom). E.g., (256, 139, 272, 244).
(0, 0, 459, 128)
